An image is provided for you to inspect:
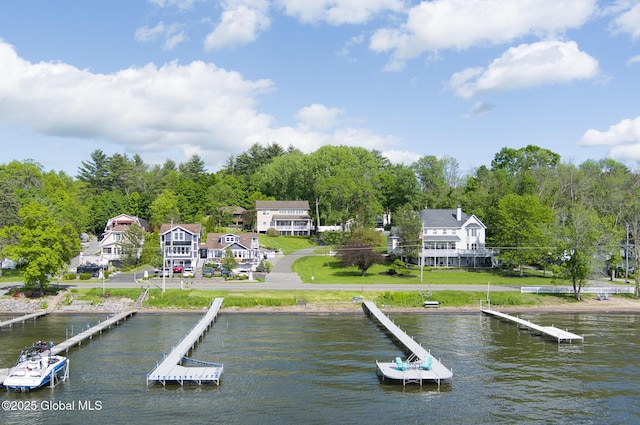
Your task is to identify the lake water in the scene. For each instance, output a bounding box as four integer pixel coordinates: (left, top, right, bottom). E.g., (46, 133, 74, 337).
(1, 311, 639, 425)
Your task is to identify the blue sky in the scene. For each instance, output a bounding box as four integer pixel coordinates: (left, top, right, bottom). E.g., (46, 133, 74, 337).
(0, 0, 639, 177)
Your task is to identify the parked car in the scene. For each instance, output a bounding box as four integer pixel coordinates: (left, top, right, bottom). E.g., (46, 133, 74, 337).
(76, 264, 104, 276)
(172, 265, 184, 273)
(182, 267, 194, 277)
(202, 266, 214, 278)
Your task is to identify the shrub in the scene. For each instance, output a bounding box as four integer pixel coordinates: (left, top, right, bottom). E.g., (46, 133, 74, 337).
(79, 273, 92, 280)
(64, 273, 77, 280)
(266, 228, 279, 237)
(256, 260, 272, 273)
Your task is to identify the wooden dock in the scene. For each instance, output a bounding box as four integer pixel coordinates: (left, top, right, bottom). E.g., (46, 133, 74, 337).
(0, 311, 47, 329)
(147, 298, 224, 386)
(482, 306, 584, 343)
(51, 309, 138, 355)
(362, 301, 453, 386)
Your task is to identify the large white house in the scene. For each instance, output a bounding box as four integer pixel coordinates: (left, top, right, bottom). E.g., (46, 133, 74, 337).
(389, 206, 493, 268)
(98, 214, 149, 265)
(255, 200, 313, 236)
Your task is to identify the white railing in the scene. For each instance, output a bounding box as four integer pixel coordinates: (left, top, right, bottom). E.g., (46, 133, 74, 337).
(521, 286, 635, 294)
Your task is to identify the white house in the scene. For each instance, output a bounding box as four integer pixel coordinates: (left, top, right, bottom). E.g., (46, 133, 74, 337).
(389, 206, 493, 268)
(98, 214, 149, 265)
(255, 200, 312, 236)
(199, 232, 260, 271)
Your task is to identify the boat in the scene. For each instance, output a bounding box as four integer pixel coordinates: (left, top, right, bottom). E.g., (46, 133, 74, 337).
(3, 341, 69, 391)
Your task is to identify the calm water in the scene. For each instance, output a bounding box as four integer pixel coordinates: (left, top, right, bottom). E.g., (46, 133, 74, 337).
(1, 311, 639, 425)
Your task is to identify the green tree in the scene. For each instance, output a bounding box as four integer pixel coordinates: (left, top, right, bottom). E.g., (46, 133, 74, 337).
(553, 205, 612, 300)
(150, 190, 181, 228)
(490, 194, 554, 276)
(337, 239, 384, 276)
(140, 230, 161, 268)
(77, 149, 110, 193)
(0, 202, 79, 290)
(393, 204, 422, 262)
(221, 247, 237, 273)
(119, 224, 147, 268)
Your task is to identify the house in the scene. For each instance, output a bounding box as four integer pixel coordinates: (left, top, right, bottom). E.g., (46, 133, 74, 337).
(389, 206, 493, 268)
(98, 214, 149, 266)
(199, 232, 260, 271)
(255, 200, 313, 236)
(217, 206, 247, 228)
(160, 223, 202, 271)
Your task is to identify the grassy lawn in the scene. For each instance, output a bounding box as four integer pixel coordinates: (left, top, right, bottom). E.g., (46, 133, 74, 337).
(258, 235, 317, 255)
(71, 287, 579, 309)
(292, 254, 556, 286)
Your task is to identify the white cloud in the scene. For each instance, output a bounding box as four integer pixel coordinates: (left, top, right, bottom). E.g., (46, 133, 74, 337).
(463, 102, 496, 118)
(581, 116, 640, 161)
(135, 22, 188, 50)
(610, 2, 640, 39)
(626, 54, 640, 66)
(0, 41, 399, 170)
(277, 0, 404, 25)
(580, 117, 640, 147)
(295, 104, 345, 130)
(204, 0, 270, 50)
(448, 40, 599, 98)
(381, 149, 422, 165)
(370, 0, 596, 70)
(148, 0, 196, 10)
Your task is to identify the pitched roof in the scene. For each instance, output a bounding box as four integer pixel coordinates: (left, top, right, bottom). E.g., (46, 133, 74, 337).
(200, 232, 259, 249)
(159, 223, 202, 235)
(419, 209, 467, 227)
(255, 200, 310, 210)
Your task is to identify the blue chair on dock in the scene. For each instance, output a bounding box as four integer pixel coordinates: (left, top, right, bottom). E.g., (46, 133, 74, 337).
(420, 356, 433, 370)
(395, 357, 410, 371)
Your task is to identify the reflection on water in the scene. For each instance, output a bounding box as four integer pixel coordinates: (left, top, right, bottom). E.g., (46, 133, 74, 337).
(1, 312, 639, 425)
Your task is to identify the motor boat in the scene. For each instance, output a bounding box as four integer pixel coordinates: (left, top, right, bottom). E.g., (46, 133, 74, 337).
(3, 341, 68, 391)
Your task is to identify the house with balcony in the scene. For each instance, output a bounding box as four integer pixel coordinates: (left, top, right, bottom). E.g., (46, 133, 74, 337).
(98, 214, 149, 266)
(389, 206, 493, 268)
(255, 200, 312, 236)
(199, 232, 260, 271)
(160, 223, 202, 271)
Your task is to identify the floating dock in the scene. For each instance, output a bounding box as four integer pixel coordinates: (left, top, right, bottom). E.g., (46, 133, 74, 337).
(147, 298, 224, 386)
(362, 301, 453, 386)
(481, 304, 584, 343)
(51, 309, 138, 355)
(0, 311, 47, 329)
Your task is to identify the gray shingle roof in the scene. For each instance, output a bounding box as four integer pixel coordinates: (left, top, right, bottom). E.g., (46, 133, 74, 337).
(255, 200, 310, 210)
(419, 209, 468, 227)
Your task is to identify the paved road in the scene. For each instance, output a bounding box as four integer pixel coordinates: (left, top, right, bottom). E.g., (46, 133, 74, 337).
(0, 247, 626, 294)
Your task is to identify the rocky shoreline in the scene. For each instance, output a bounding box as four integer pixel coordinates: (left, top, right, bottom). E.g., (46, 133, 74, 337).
(1, 293, 640, 315)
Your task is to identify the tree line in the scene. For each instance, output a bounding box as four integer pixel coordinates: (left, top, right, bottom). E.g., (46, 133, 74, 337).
(0, 143, 639, 298)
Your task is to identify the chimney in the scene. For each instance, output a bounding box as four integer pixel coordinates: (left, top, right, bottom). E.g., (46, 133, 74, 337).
(456, 206, 462, 221)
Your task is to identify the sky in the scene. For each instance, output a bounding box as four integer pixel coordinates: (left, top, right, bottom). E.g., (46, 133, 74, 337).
(0, 0, 639, 177)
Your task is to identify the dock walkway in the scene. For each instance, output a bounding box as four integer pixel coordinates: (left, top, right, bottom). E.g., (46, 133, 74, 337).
(0, 311, 47, 329)
(51, 309, 138, 355)
(147, 298, 224, 386)
(481, 305, 584, 343)
(362, 301, 453, 386)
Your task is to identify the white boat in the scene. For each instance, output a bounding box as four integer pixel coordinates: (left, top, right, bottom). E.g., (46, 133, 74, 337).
(3, 341, 69, 392)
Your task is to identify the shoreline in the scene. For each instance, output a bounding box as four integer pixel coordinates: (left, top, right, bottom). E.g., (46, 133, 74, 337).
(2, 293, 640, 316)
